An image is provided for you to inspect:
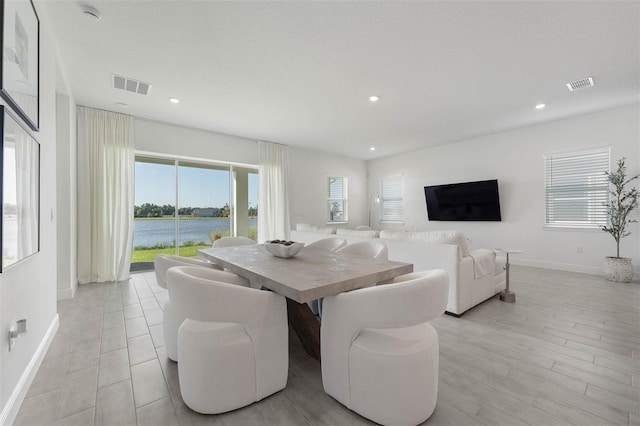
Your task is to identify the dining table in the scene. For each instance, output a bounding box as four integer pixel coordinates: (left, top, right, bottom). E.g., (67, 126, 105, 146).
(198, 244, 413, 360)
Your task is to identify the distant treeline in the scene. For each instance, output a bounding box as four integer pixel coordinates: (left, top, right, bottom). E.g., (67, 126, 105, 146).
(134, 203, 257, 218)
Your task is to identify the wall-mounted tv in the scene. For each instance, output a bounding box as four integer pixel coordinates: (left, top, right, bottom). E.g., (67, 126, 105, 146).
(424, 179, 502, 221)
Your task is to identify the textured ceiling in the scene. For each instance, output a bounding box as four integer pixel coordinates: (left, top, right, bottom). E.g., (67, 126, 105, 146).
(43, 1, 639, 160)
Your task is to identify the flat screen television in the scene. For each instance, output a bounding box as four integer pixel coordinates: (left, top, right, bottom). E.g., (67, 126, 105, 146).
(424, 179, 502, 221)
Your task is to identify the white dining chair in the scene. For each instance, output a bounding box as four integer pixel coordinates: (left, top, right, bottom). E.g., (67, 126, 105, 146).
(321, 270, 449, 426)
(304, 237, 349, 314)
(168, 265, 288, 414)
(211, 236, 258, 281)
(306, 237, 348, 252)
(314, 240, 388, 318)
(336, 240, 388, 260)
(154, 254, 248, 362)
(212, 236, 257, 248)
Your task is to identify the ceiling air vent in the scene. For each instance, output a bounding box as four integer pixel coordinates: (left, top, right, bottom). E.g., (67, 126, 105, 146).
(112, 74, 151, 95)
(566, 77, 594, 92)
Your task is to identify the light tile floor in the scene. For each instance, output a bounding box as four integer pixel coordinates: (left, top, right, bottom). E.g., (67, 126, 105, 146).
(13, 266, 640, 426)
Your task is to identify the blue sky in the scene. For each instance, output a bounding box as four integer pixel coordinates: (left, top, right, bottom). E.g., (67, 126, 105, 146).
(135, 161, 258, 208)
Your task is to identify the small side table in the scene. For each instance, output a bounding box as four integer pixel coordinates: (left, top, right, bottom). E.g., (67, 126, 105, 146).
(494, 249, 522, 303)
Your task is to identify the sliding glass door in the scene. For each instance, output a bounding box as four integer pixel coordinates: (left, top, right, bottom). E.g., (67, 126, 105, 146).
(177, 161, 230, 256)
(132, 157, 176, 270)
(132, 156, 258, 270)
(233, 167, 259, 240)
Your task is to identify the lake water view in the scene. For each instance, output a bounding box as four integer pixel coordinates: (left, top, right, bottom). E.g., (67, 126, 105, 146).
(133, 218, 257, 248)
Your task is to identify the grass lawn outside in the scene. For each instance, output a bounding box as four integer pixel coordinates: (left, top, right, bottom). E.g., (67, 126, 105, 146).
(131, 244, 210, 263)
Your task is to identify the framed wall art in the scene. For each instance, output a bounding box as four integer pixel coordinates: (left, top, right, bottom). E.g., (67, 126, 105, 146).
(1, 105, 40, 271)
(1, 0, 39, 131)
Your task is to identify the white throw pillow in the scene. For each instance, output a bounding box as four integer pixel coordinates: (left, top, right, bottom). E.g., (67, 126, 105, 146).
(296, 223, 336, 234)
(410, 231, 470, 257)
(379, 230, 411, 240)
(336, 228, 380, 238)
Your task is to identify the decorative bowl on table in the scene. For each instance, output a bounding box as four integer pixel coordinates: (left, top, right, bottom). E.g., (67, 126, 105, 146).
(264, 240, 304, 258)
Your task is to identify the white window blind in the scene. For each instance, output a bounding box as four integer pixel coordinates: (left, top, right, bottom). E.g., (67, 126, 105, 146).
(381, 176, 404, 222)
(327, 177, 347, 222)
(544, 148, 610, 228)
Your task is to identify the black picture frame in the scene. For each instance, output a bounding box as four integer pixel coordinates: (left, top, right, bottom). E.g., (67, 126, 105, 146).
(1, 105, 40, 272)
(0, 0, 39, 131)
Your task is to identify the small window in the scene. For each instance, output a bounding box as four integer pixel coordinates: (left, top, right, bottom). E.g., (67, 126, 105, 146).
(544, 147, 610, 228)
(327, 177, 348, 222)
(380, 176, 404, 223)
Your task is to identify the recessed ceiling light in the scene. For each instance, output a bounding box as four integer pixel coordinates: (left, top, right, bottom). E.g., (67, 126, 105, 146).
(369, 95, 379, 102)
(115, 102, 128, 108)
(169, 98, 180, 104)
(535, 103, 546, 110)
(369, 147, 376, 151)
(82, 6, 101, 21)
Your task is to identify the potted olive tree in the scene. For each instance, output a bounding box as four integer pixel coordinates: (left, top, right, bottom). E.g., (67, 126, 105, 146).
(602, 158, 639, 282)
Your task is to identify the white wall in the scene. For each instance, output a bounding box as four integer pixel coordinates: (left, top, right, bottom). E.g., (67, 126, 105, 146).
(289, 147, 368, 229)
(55, 92, 77, 300)
(0, 5, 60, 423)
(54, 45, 78, 301)
(367, 105, 640, 275)
(135, 119, 258, 165)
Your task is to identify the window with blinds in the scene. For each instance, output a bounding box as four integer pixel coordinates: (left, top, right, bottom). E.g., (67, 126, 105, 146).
(380, 176, 404, 223)
(327, 177, 347, 222)
(544, 147, 610, 228)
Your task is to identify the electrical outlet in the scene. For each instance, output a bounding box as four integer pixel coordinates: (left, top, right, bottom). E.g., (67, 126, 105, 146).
(9, 319, 27, 351)
(576, 246, 583, 254)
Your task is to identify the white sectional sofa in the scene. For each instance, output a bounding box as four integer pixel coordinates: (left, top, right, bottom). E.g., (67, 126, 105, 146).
(290, 224, 506, 316)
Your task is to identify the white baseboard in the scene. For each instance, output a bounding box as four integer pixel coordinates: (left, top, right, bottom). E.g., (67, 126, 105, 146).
(57, 281, 77, 300)
(511, 258, 602, 275)
(0, 314, 59, 426)
(511, 258, 640, 281)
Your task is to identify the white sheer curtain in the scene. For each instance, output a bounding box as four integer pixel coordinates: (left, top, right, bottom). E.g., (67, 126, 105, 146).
(77, 106, 134, 284)
(14, 125, 39, 258)
(258, 141, 291, 242)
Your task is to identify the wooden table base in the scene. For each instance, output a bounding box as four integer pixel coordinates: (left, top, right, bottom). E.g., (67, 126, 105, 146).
(286, 299, 321, 360)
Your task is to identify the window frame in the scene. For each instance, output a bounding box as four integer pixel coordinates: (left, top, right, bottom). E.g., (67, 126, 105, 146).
(543, 147, 610, 230)
(327, 176, 348, 223)
(380, 175, 404, 224)
(132, 152, 258, 268)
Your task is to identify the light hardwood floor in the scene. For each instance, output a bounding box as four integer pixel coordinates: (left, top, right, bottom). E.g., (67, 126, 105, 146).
(13, 266, 640, 426)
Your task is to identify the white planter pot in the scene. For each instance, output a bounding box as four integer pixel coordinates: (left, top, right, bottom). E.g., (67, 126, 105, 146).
(602, 257, 634, 283)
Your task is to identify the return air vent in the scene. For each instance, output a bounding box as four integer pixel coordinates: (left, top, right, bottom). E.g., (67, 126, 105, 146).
(566, 77, 594, 92)
(112, 74, 151, 95)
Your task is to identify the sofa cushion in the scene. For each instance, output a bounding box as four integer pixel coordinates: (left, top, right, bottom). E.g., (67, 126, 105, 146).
(380, 230, 470, 257)
(336, 228, 380, 238)
(296, 223, 336, 234)
(409, 231, 470, 257)
(379, 230, 411, 240)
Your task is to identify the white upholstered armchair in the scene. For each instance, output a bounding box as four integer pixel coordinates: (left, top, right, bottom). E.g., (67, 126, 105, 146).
(167, 266, 288, 414)
(305, 237, 348, 251)
(154, 254, 248, 362)
(212, 236, 257, 247)
(336, 240, 388, 259)
(321, 270, 449, 425)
